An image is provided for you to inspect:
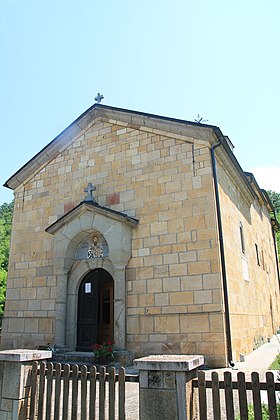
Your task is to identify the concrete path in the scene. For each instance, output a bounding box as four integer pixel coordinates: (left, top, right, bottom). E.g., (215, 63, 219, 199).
(233, 333, 280, 371)
(124, 334, 280, 419)
(200, 334, 280, 417)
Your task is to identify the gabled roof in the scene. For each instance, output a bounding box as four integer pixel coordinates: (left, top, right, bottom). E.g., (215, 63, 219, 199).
(3, 103, 263, 209)
(4, 103, 220, 191)
(46, 200, 139, 235)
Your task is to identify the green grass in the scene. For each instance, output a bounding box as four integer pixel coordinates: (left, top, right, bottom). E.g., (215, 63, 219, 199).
(269, 352, 280, 369)
(235, 403, 280, 419)
(235, 357, 280, 419)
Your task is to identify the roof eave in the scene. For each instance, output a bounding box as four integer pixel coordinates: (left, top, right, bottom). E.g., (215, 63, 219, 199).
(212, 127, 256, 202)
(4, 104, 221, 191)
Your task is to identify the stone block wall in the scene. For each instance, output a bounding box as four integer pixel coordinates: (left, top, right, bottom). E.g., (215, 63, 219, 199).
(217, 156, 280, 360)
(1, 113, 234, 366)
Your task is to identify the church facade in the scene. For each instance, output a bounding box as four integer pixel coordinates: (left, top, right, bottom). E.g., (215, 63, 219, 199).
(2, 104, 280, 367)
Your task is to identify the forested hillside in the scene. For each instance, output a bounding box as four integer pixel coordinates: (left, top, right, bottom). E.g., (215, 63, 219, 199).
(0, 201, 13, 321)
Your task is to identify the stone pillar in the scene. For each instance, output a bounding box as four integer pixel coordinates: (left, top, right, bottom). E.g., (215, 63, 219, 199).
(0, 349, 52, 419)
(134, 355, 204, 420)
(114, 266, 126, 349)
(54, 267, 69, 349)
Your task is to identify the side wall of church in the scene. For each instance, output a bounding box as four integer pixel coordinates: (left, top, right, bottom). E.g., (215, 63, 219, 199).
(2, 116, 227, 366)
(217, 158, 280, 361)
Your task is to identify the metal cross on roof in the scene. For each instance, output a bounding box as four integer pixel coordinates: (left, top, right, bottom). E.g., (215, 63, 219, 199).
(84, 182, 97, 203)
(194, 114, 208, 124)
(94, 92, 104, 104)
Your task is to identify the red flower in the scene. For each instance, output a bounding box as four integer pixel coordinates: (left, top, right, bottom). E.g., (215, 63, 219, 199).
(91, 341, 115, 361)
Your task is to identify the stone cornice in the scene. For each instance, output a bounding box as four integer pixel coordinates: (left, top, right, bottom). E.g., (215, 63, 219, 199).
(45, 201, 139, 235)
(214, 148, 255, 207)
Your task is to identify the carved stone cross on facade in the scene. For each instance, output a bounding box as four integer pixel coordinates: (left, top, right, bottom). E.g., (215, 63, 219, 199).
(84, 182, 97, 203)
(94, 92, 104, 104)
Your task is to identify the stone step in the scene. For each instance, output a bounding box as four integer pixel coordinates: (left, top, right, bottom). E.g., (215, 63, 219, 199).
(52, 349, 134, 368)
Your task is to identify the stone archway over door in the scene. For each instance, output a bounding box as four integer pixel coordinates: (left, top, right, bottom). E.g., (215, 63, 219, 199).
(45, 201, 138, 351)
(77, 268, 114, 351)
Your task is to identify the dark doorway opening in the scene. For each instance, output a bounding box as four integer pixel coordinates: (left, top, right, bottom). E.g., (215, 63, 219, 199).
(77, 269, 114, 351)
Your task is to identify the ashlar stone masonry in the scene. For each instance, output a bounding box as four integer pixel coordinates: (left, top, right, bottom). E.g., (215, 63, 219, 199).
(2, 104, 280, 367)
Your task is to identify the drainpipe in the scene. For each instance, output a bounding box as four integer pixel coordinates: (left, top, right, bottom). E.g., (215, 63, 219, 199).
(211, 139, 234, 367)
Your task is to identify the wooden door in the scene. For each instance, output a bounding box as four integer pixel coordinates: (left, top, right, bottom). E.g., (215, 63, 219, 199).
(97, 280, 114, 343)
(77, 270, 99, 351)
(77, 269, 114, 350)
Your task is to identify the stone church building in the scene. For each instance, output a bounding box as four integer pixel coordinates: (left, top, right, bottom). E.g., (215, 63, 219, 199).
(2, 104, 280, 367)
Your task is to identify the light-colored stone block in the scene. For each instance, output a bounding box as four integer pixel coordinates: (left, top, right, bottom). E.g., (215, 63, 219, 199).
(155, 316, 180, 334)
(180, 314, 210, 333)
(169, 292, 194, 305)
(194, 290, 213, 304)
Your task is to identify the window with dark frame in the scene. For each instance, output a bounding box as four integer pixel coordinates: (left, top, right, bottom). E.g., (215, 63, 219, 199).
(255, 243, 260, 266)
(239, 222, 246, 254)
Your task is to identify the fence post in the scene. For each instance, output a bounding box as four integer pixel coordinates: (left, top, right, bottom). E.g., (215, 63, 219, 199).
(0, 349, 52, 419)
(134, 355, 204, 420)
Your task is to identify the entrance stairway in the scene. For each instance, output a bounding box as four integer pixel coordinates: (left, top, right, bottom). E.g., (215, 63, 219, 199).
(52, 349, 134, 368)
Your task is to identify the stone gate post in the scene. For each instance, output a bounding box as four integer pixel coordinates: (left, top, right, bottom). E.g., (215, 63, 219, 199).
(0, 349, 52, 419)
(134, 355, 204, 420)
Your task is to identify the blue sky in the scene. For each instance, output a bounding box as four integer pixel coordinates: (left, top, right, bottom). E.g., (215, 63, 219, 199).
(1, 0, 280, 204)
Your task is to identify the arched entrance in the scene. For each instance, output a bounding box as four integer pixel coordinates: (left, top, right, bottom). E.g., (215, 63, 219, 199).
(46, 201, 138, 350)
(77, 268, 114, 351)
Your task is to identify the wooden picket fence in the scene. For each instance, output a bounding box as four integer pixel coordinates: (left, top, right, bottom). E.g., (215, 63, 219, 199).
(27, 362, 280, 419)
(193, 370, 280, 420)
(28, 361, 130, 420)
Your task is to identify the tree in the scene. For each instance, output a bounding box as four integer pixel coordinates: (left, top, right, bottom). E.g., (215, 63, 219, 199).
(0, 201, 13, 321)
(267, 190, 280, 259)
(267, 190, 280, 214)
(0, 269, 7, 320)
